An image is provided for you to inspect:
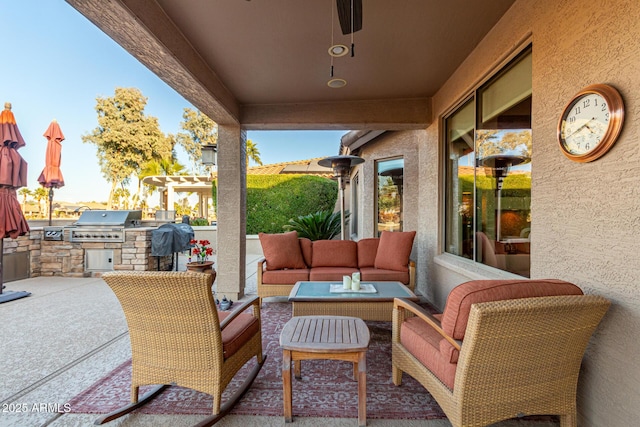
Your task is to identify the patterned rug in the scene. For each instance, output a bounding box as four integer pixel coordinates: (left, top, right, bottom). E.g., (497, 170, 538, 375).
(68, 302, 447, 420)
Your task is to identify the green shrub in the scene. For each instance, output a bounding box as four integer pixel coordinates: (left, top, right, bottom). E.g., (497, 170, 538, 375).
(283, 209, 348, 240)
(189, 217, 209, 226)
(211, 175, 338, 234)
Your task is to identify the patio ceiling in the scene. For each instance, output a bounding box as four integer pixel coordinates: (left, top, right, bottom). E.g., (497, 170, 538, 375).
(65, 0, 515, 130)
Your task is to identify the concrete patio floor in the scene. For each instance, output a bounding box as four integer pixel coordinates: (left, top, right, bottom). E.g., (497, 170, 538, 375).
(0, 252, 559, 427)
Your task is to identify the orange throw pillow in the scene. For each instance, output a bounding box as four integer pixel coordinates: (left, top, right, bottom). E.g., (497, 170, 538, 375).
(374, 231, 416, 272)
(258, 231, 307, 271)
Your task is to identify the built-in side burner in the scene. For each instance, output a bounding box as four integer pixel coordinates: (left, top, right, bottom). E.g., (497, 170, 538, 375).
(43, 226, 64, 241)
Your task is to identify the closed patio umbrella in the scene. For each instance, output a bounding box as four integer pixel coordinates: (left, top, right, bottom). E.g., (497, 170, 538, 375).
(38, 120, 65, 225)
(0, 102, 31, 303)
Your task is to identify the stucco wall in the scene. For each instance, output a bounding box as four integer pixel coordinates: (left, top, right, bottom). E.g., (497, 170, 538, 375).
(354, 131, 422, 269)
(420, 0, 640, 425)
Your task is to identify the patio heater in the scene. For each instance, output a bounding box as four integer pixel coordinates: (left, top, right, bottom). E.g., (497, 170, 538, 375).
(480, 154, 526, 241)
(318, 155, 364, 240)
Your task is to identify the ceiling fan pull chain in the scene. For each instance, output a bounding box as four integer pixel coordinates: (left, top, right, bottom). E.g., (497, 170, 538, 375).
(351, 0, 355, 56)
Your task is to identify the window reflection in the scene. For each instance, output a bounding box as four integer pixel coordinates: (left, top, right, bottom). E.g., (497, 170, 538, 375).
(376, 158, 404, 236)
(444, 46, 531, 277)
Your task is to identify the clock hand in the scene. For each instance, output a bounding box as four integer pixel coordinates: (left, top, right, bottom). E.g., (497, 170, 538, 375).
(565, 117, 596, 139)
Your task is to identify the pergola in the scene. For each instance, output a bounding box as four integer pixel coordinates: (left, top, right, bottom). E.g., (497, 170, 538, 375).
(142, 175, 213, 218)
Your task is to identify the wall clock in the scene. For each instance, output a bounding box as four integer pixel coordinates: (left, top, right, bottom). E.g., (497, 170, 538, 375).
(557, 83, 624, 162)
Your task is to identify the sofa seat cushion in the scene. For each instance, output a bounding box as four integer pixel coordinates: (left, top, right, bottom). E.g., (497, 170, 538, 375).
(359, 267, 409, 285)
(401, 316, 457, 390)
(441, 279, 583, 340)
(311, 240, 358, 268)
(217, 311, 260, 360)
(374, 231, 416, 272)
(259, 231, 307, 271)
(261, 268, 309, 285)
(357, 238, 379, 268)
(309, 267, 359, 282)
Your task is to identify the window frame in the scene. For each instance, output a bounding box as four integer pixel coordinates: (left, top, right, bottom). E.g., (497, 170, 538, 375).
(442, 45, 532, 276)
(374, 156, 404, 237)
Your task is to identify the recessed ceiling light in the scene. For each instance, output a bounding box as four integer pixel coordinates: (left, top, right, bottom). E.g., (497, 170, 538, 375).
(327, 78, 347, 88)
(328, 44, 349, 57)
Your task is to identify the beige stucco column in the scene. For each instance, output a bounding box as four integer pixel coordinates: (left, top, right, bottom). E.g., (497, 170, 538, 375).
(215, 125, 247, 300)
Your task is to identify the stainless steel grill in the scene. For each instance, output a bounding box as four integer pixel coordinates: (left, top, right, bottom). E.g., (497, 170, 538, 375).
(69, 210, 142, 243)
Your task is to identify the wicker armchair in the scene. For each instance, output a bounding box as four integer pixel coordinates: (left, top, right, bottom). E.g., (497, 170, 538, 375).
(98, 271, 265, 426)
(392, 279, 610, 427)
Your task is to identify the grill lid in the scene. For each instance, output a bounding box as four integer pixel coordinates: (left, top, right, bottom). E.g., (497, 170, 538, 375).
(74, 210, 142, 227)
(151, 223, 194, 256)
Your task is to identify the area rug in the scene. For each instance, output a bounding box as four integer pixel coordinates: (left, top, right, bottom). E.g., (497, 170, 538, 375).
(68, 302, 446, 420)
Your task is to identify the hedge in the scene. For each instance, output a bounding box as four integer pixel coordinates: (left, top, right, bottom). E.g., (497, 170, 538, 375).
(211, 175, 338, 234)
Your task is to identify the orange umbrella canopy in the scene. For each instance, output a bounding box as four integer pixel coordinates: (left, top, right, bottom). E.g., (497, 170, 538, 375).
(0, 102, 29, 239)
(37, 120, 65, 189)
(0, 102, 26, 149)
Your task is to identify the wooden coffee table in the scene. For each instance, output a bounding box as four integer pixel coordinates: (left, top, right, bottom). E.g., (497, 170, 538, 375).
(288, 281, 418, 321)
(280, 315, 370, 427)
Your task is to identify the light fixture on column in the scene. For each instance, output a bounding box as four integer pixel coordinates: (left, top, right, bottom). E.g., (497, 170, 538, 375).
(318, 155, 364, 240)
(201, 143, 217, 166)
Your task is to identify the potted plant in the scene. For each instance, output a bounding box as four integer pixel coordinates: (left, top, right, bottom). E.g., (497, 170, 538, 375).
(186, 239, 216, 282)
(283, 209, 349, 241)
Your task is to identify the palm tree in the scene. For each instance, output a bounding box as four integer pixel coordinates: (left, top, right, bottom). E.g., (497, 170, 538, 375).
(33, 187, 48, 218)
(246, 139, 263, 168)
(18, 187, 32, 208)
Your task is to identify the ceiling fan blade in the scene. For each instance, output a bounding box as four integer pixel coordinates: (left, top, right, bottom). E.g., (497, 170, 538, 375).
(336, 0, 362, 35)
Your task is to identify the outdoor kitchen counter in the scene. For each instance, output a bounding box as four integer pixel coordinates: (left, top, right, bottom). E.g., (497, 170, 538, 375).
(2, 226, 173, 279)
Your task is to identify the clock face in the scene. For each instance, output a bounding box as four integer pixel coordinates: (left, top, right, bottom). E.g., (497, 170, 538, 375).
(557, 84, 624, 162)
(559, 92, 609, 155)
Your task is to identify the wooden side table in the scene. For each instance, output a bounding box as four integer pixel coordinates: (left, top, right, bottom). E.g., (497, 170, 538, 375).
(279, 315, 370, 427)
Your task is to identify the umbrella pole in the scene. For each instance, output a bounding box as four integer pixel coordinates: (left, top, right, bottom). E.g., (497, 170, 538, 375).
(1, 238, 3, 294)
(48, 188, 54, 226)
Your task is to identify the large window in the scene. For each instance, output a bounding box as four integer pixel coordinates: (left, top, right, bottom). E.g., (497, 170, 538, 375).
(376, 158, 404, 236)
(445, 47, 531, 277)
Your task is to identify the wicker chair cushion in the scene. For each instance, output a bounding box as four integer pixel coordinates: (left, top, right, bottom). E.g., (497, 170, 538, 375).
(374, 231, 415, 272)
(357, 238, 379, 268)
(261, 268, 309, 284)
(311, 240, 358, 268)
(359, 267, 409, 285)
(259, 231, 307, 271)
(309, 266, 359, 281)
(441, 279, 583, 340)
(218, 311, 261, 360)
(401, 316, 457, 389)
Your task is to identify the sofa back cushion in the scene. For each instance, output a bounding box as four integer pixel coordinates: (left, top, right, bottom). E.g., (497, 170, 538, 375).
(357, 238, 379, 268)
(441, 279, 584, 340)
(299, 238, 313, 267)
(311, 240, 358, 268)
(374, 231, 416, 272)
(258, 231, 307, 271)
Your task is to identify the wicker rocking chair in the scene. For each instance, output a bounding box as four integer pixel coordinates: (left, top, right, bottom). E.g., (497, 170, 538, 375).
(392, 279, 610, 427)
(97, 271, 265, 426)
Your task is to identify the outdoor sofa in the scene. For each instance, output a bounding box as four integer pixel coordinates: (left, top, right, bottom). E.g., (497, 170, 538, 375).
(257, 230, 416, 302)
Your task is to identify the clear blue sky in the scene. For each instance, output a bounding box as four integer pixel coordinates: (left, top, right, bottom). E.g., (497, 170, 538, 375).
(3, 1, 345, 204)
